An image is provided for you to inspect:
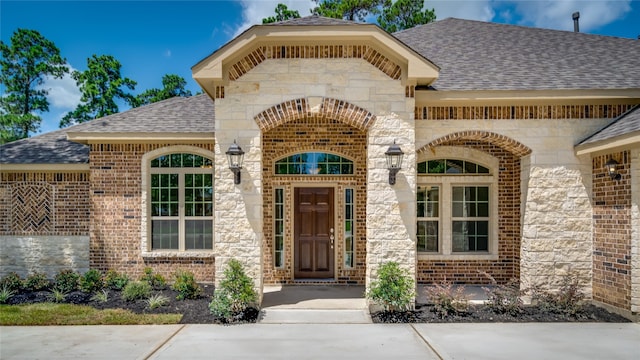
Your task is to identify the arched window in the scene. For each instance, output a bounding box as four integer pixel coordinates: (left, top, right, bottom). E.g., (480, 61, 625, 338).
(417, 155, 498, 259)
(275, 152, 353, 175)
(149, 153, 213, 251)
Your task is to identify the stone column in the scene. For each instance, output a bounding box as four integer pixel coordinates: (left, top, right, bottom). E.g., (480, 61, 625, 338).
(366, 109, 416, 297)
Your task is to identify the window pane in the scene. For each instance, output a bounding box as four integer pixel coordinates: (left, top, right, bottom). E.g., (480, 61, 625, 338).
(152, 220, 179, 249)
(417, 221, 438, 252)
(274, 188, 285, 268)
(275, 152, 354, 175)
(185, 220, 213, 250)
(417, 161, 427, 174)
(428, 160, 445, 174)
(446, 159, 464, 173)
(344, 188, 355, 268)
(452, 221, 488, 252)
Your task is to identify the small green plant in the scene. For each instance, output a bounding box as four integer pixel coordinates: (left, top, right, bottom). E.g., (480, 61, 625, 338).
(0, 272, 23, 292)
(104, 269, 130, 290)
(209, 259, 258, 322)
(425, 279, 470, 318)
(480, 272, 524, 316)
(48, 288, 67, 303)
(54, 269, 80, 293)
(366, 262, 415, 312)
(122, 281, 151, 301)
(23, 272, 51, 291)
(79, 269, 104, 293)
(140, 267, 167, 290)
(90, 290, 109, 303)
(171, 270, 202, 300)
(531, 272, 585, 316)
(0, 285, 16, 304)
(146, 294, 170, 309)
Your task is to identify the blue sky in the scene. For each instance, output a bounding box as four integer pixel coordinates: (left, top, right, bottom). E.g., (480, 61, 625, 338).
(1, 0, 638, 135)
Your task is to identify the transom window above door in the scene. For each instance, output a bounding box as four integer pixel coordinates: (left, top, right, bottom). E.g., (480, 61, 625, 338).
(275, 152, 353, 175)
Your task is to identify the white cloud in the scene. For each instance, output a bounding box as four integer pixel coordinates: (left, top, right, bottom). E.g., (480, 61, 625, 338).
(505, 0, 632, 32)
(39, 65, 81, 110)
(431, 0, 496, 22)
(234, 0, 315, 37)
(164, 49, 172, 57)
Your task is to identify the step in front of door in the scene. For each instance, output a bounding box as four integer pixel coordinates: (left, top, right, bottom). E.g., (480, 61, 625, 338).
(258, 309, 372, 324)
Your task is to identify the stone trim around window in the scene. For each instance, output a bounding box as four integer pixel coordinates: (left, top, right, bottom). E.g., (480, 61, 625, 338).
(417, 147, 499, 261)
(140, 145, 215, 259)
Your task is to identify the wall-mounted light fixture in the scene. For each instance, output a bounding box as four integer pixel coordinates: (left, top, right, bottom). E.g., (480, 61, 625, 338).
(226, 140, 245, 184)
(604, 158, 621, 180)
(384, 141, 404, 185)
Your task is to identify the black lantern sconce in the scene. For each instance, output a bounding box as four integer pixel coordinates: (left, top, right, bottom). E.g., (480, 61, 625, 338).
(225, 140, 245, 184)
(604, 158, 621, 181)
(384, 141, 404, 185)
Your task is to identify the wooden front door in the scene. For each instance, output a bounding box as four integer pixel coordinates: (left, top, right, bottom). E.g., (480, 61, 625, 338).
(294, 187, 334, 279)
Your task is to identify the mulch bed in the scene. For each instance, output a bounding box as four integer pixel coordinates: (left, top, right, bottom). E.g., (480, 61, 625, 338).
(371, 303, 631, 323)
(6, 287, 630, 324)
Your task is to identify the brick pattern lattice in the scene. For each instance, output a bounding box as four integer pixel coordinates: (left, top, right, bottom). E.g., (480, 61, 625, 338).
(0, 173, 89, 236)
(262, 116, 368, 285)
(417, 140, 523, 285)
(254, 97, 375, 132)
(229, 45, 402, 81)
(592, 151, 632, 310)
(89, 143, 215, 282)
(416, 104, 635, 121)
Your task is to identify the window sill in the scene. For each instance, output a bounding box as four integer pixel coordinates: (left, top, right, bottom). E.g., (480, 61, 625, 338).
(418, 253, 498, 261)
(142, 251, 215, 259)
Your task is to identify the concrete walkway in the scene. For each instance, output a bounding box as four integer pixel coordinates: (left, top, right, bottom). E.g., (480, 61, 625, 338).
(2, 323, 638, 359)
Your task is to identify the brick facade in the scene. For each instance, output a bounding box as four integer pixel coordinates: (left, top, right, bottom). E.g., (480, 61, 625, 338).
(89, 143, 215, 282)
(592, 151, 632, 310)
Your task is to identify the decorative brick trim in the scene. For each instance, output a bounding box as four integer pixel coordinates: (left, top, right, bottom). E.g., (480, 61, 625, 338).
(10, 183, 53, 234)
(254, 97, 375, 132)
(416, 104, 636, 120)
(418, 131, 532, 157)
(229, 45, 401, 81)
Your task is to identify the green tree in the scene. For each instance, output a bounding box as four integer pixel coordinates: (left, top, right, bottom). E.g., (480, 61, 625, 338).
(60, 54, 136, 127)
(378, 0, 436, 33)
(0, 29, 68, 143)
(262, 3, 301, 24)
(135, 74, 192, 107)
(312, 0, 389, 21)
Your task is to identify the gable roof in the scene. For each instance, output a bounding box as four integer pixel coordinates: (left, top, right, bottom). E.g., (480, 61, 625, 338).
(264, 15, 360, 26)
(576, 105, 640, 154)
(0, 95, 214, 165)
(394, 18, 640, 91)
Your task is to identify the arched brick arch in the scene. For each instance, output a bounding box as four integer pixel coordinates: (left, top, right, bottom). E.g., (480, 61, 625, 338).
(254, 97, 375, 132)
(418, 131, 532, 157)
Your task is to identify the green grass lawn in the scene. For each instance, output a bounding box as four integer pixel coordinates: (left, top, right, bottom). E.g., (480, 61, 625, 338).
(0, 303, 182, 325)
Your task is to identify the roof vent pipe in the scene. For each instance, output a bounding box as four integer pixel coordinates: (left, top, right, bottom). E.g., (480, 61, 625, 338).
(572, 11, 580, 32)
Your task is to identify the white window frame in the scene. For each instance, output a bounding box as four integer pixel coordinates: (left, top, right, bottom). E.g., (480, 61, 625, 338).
(417, 147, 499, 261)
(141, 146, 215, 258)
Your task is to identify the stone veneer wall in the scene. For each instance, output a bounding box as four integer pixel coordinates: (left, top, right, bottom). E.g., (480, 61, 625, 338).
(415, 141, 521, 284)
(262, 117, 367, 284)
(89, 143, 215, 282)
(0, 172, 90, 277)
(592, 151, 632, 311)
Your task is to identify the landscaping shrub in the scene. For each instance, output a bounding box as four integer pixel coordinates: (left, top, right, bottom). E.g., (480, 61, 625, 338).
(171, 270, 202, 300)
(54, 270, 79, 293)
(104, 270, 130, 290)
(146, 294, 170, 309)
(480, 272, 524, 316)
(48, 288, 67, 303)
(90, 290, 109, 303)
(0, 272, 23, 292)
(140, 267, 166, 290)
(122, 281, 151, 301)
(0, 285, 15, 304)
(23, 272, 51, 292)
(531, 272, 585, 316)
(209, 259, 258, 322)
(80, 269, 104, 293)
(424, 280, 470, 318)
(366, 261, 415, 312)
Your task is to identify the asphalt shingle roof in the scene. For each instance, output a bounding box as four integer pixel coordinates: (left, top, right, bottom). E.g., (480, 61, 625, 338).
(0, 95, 214, 164)
(578, 105, 640, 145)
(394, 18, 640, 91)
